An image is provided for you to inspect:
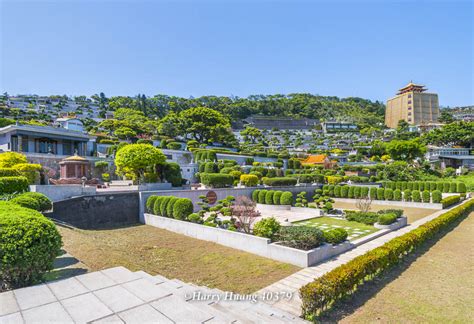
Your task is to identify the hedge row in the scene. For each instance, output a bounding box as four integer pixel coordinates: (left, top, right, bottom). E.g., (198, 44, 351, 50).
(441, 195, 460, 208)
(10, 192, 52, 212)
(147, 195, 194, 220)
(252, 189, 293, 205)
(0, 176, 29, 194)
(240, 174, 259, 187)
(381, 181, 466, 193)
(0, 201, 62, 290)
(262, 177, 297, 186)
(300, 198, 474, 319)
(200, 173, 234, 188)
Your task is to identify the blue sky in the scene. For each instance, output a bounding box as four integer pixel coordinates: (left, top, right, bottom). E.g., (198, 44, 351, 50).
(1, 0, 473, 106)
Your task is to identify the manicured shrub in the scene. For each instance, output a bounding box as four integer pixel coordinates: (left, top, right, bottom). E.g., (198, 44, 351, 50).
(273, 191, 283, 205)
(200, 173, 233, 188)
(280, 191, 293, 205)
(153, 196, 164, 215)
(393, 189, 402, 201)
(345, 212, 379, 225)
(300, 199, 474, 319)
(441, 195, 460, 208)
(449, 182, 457, 193)
(418, 182, 425, 191)
(412, 182, 419, 191)
(412, 190, 421, 202)
(457, 182, 467, 193)
(13, 163, 42, 184)
(204, 162, 217, 173)
(173, 198, 194, 220)
(401, 182, 407, 190)
(327, 185, 335, 197)
(443, 182, 450, 193)
(326, 176, 343, 185)
(0, 168, 20, 177)
(160, 196, 173, 217)
(353, 186, 361, 199)
(277, 226, 324, 250)
(436, 182, 444, 191)
(253, 217, 281, 240)
(369, 187, 377, 200)
(0, 201, 62, 289)
(407, 182, 413, 190)
(10, 192, 52, 212)
(262, 177, 297, 187)
(258, 190, 268, 204)
(187, 213, 202, 223)
(360, 187, 369, 198)
(422, 190, 431, 203)
(339, 185, 348, 198)
(240, 174, 258, 187)
(348, 186, 354, 199)
(146, 196, 158, 213)
(384, 188, 394, 201)
(265, 191, 274, 205)
(0, 176, 29, 194)
(323, 228, 348, 245)
(431, 190, 442, 203)
(376, 188, 384, 200)
(166, 142, 182, 150)
(403, 189, 412, 201)
(166, 197, 179, 218)
(10, 196, 40, 211)
(334, 185, 341, 198)
(377, 209, 403, 218)
(429, 182, 437, 191)
(251, 190, 260, 202)
(377, 213, 398, 225)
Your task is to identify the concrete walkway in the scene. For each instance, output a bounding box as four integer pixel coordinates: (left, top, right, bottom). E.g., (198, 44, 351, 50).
(0, 267, 307, 323)
(257, 199, 471, 316)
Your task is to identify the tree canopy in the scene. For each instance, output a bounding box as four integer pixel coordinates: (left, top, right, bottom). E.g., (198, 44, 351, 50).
(115, 144, 166, 183)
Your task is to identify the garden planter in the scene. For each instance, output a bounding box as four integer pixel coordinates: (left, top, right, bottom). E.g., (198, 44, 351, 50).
(374, 216, 407, 230)
(256, 203, 291, 211)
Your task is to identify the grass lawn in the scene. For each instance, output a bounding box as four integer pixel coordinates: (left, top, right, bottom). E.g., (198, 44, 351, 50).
(56, 224, 299, 294)
(320, 210, 474, 323)
(293, 216, 378, 240)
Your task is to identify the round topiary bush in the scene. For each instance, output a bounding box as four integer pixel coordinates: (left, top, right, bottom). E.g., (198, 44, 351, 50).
(253, 217, 281, 239)
(265, 191, 274, 205)
(422, 190, 431, 203)
(340, 186, 349, 198)
(11, 192, 52, 212)
(412, 190, 421, 202)
(187, 213, 201, 223)
(0, 176, 29, 194)
(240, 174, 258, 187)
(323, 228, 348, 245)
(153, 196, 164, 215)
(273, 191, 283, 205)
(258, 190, 268, 204)
(393, 189, 402, 201)
(431, 190, 442, 203)
(377, 213, 398, 225)
(0, 201, 62, 289)
(10, 195, 40, 211)
(166, 197, 179, 218)
(160, 196, 173, 217)
(403, 189, 412, 201)
(146, 196, 158, 213)
(173, 198, 194, 220)
(280, 191, 293, 205)
(251, 190, 260, 202)
(384, 188, 394, 201)
(457, 182, 467, 193)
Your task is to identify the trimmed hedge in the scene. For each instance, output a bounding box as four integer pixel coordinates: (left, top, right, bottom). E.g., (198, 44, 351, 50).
(383, 181, 464, 193)
(393, 189, 402, 201)
(0, 168, 20, 177)
(377, 213, 397, 225)
(13, 163, 41, 184)
(300, 198, 474, 319)
(160, 196, 173, 217)
(273, 191, 283, 205)
(265, 191, 274, 205)
(10, 196, 40, 211)
(10, 192, 52, 212)
(200, 173, 233, 188)
(323, 228, 348, 245)
(252, 189, 260, 202)
(432, 190, 442, 203)
(345, 212, 379, 225)
(280, 191, 294, 205)
(146, 196, 158, 213)
(240, 174, 258, 187)
(441, 195, 460, 208)
(258, 190, 268, 204)
(422, 190, 431, 203)
(0, 201, 62, 290)
(153, 196, 165, 215)
(0, 176, 29, 194)
(253, 217, 281, 239)
(412, 190, 421, 202)
(263, 177, 297, 187)
(278, 226, 324, 250)
(166, 197, 179, 218)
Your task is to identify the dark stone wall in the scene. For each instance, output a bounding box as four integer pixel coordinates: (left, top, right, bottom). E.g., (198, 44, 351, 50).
(45, 192, 139, 229)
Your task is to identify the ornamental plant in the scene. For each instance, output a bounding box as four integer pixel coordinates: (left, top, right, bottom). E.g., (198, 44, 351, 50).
(251, 189, 260, 202)
(273, 191, 283, 205)
(265, 191, 274, 205)
(240, 174, 258, 187)
(280, 191, 293, 205)
(173, 198, 194, 220)
(431, 190, 442, 203)
(403, 189, 412, 201)
(10, 192, 52, 212)
(295, 191, 308, 207)
(412, 190, 421, 202)
(422, 190, 431, 203)
(258, 190, 268, 204)
(115, 144, 166, 184)
(253, 217, 281, 240)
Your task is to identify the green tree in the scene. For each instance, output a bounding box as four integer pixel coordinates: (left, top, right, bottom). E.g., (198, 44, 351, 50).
(438, 110, 455, 123)
(178, 107, 230, 143)
(115, 144, 166, 183)
(114, 127, 137, 140)
(386, 139, 427, 162)
(422, 121, 473, 147)
(241, 126, 262, 144)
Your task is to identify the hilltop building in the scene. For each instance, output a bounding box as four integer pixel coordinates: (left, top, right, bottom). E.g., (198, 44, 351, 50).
(385, 82, 439, 128)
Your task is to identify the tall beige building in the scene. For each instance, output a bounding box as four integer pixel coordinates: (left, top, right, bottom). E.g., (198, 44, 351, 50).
(385, 82, 439, 128)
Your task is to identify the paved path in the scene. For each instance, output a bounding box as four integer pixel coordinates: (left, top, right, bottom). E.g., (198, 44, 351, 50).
(0, 267, 307, 323)
(257, 199, 471, 316)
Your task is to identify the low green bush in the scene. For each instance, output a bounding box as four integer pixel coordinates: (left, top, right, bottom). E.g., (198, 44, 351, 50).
(360, 187, 369, 198)
(13, 163, 42, 184)
(377, 213, 398, 225)
(457, 182, 467, 193)
(253, 217, 281, 239)
(173, 198, 194, 220)
(353, 186, 361, 199)
(13, 192, 52, 212)
(393, 189, 402, 201)
(346, 211, 379, 225)
(277, 226, 324, 250)
(441, 195, 460, 208)
(280, 191, 293, 205)
(153, 196, 164, 215)
(443, 182, 450, 193)
(300, 198, 474, 319)
(376, 188, 384, 200)
(377, 209, 403, 218)
(323, 228, 348, 245)
(200, 173, 233, 188)
(187, 213, 201, 223)
(422, 190, 431, 203)
(0, 201, 62, 290)
(263, 177, 297, 186)
(146, 196, 158, 213)
(0, 168, 20, 177)
(403, 189, 412, 202)
(412, 190, 421, 202)
(160, 196, 173, 217)
(0, 176, 29, 194)
(432, 190, 442, 203)
(449, 182, 457, 193)
(384, 188, 393, 201)
(369, 187, 377, 200)
(334, 185, 341, 198)
(348, 186, 354, 198)
(258, 190, 268, 204)
(10, 196, 40, 211)
(273, 191, 283, 205)
(265, 191, 274, 205)
(166, 197, 179, 218)
(340, 186, 349, 198)
(252, 189, 260, 202)
(240, 174, 258, 187)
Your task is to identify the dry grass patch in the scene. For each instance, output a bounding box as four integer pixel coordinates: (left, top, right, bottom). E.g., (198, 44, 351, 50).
(58, 224, 299, 294)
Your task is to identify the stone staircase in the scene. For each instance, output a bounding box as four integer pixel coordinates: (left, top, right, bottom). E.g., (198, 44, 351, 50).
(0, 266, 307, 323)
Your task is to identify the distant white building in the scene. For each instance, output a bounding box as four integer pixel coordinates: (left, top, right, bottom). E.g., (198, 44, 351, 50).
(54, 117, 85, 132)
